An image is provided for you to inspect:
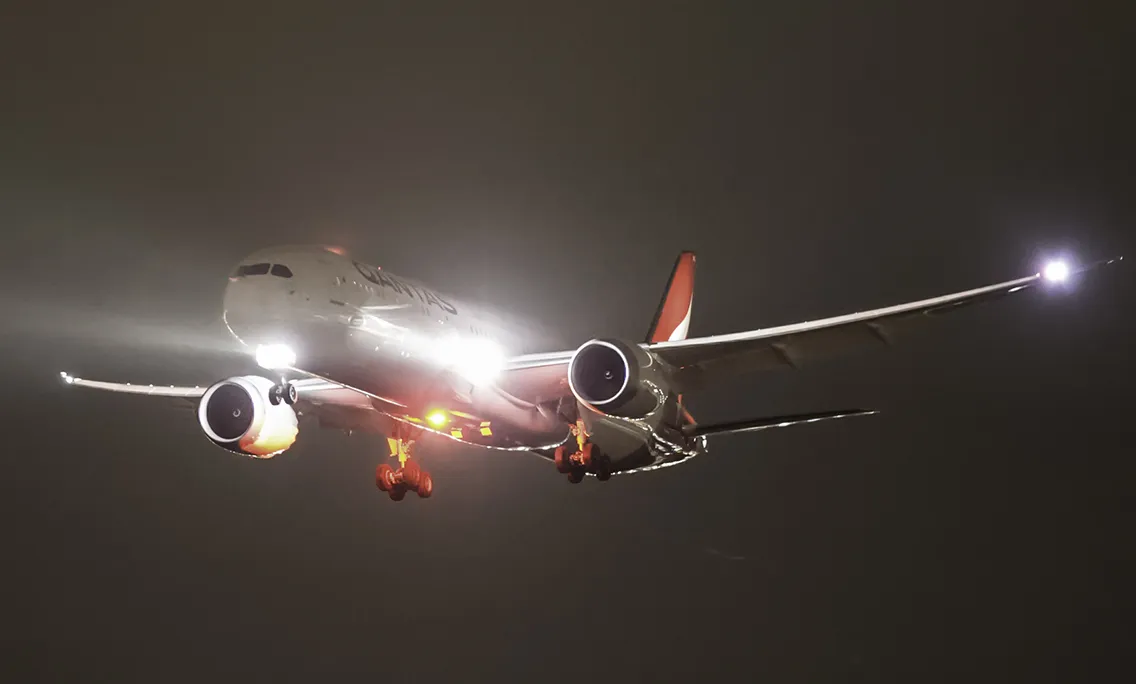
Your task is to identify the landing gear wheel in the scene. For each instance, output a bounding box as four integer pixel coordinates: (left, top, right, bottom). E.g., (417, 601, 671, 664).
(567, 469, 585, 484)
(593, 447, 612, 481)
(388, 485, 407, 501)
(417, 473, 434, 498)
(268, 383, 297, 406)
(375, 464, 396, 491)
(554, 446, 571, 473)
(402, 459, 423, 489)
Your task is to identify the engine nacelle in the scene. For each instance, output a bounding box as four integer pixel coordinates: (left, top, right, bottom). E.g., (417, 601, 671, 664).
(197, 375, 298, 458)
(567, 339, 668, 418)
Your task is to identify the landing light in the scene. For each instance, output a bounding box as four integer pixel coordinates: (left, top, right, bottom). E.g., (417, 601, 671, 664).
(256, 343, 297, 370)
(1043, 259, 1070, 283)
(426, 409, 449, 428)
(434, 337, 506, 387)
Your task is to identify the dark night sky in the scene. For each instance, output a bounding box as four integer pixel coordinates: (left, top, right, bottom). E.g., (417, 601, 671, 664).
(1, 2, 1133, 681)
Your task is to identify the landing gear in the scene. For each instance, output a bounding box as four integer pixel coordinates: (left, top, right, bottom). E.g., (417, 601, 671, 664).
(555, 421, 613, 483)
(268, 382, 297, 406)
(375, 424, 433, 500)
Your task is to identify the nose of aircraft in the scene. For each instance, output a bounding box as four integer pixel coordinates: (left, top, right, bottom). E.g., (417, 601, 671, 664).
(221, 246, 342, 348)
(222, 263, 299, 346)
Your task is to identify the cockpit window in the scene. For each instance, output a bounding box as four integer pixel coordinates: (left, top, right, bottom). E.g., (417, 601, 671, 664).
(235, 263, 271, 277)
(270, 264, 293, 278)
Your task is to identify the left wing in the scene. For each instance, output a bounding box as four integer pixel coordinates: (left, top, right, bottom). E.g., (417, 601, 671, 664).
(495, 352, 573, 404)
(651, 257, 1121, 389)
(497, 256, 1122, 397)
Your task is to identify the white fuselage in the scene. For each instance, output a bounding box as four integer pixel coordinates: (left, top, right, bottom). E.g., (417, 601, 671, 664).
(222, 245, 703, 472)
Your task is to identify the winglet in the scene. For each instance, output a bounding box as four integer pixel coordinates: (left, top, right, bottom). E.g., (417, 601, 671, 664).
(645, 251, 696, 343)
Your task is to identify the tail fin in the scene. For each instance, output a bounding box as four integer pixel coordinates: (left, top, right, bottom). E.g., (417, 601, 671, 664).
(645, 251, 696, 343)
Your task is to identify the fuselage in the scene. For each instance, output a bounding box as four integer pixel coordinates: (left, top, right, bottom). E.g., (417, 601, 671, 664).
(222, 245, 705, 473)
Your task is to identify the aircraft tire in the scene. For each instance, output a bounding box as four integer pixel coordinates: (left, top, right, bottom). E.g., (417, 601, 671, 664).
(376, 464, 395, 491)
(402, 460, 422, 489)
(417, 473, 434, 498)
(554, 446, 571, 473)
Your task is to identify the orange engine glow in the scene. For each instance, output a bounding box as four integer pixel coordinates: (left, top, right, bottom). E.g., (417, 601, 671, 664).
(239, 408, 299, 457)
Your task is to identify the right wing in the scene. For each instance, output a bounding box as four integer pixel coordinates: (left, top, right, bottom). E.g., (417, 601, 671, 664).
(60, 372, 208, 408)
(60, 372, 348, 401)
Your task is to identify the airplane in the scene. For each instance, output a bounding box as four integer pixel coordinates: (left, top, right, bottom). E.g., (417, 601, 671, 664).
(60, 245, 1121, 501)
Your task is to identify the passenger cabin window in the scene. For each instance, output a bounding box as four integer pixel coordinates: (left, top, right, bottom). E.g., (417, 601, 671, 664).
(270, 264, 293, 278)
(235, 263, 271, 277)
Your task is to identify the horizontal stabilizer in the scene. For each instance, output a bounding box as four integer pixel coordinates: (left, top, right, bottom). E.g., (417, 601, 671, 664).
(684, 409, 877, 437)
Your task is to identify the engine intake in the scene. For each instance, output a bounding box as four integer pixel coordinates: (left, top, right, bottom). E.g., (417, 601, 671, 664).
(197, 375, 298, 458)
(568, 339, 666, 418)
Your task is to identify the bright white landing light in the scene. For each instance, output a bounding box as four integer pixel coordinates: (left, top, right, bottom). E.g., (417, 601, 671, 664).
(1043, 260, 1070, 283)
(434, 337, 506, 386)
(256, 343, 297, 370)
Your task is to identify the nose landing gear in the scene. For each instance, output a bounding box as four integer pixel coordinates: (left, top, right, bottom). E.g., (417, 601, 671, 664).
(374, 426, 433, 500)
(268, 381, 298, 406)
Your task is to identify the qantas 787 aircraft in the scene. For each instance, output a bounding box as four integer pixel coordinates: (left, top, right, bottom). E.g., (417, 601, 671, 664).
(61, 246, 1120, 501)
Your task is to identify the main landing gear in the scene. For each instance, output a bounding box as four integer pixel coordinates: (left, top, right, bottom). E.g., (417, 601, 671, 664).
(554, 420, 612, 483)
(268, 381, 297, 406)
(375, 425, 434, 501)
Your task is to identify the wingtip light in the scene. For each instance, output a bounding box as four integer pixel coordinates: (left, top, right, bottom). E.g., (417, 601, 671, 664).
(1042, 259, 1070, 283)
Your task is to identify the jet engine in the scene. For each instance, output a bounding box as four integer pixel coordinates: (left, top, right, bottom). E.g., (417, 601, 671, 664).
(197, 375, 298, 458)
(567, 339, 668, 418)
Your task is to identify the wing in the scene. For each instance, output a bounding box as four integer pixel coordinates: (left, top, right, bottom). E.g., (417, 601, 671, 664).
(60, 372, 384, 430)
(495, 351, 574, 404)
(497, 256, 1122, 397)
(60, 371, 207, 408)
(652, 257, 1122, 389)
